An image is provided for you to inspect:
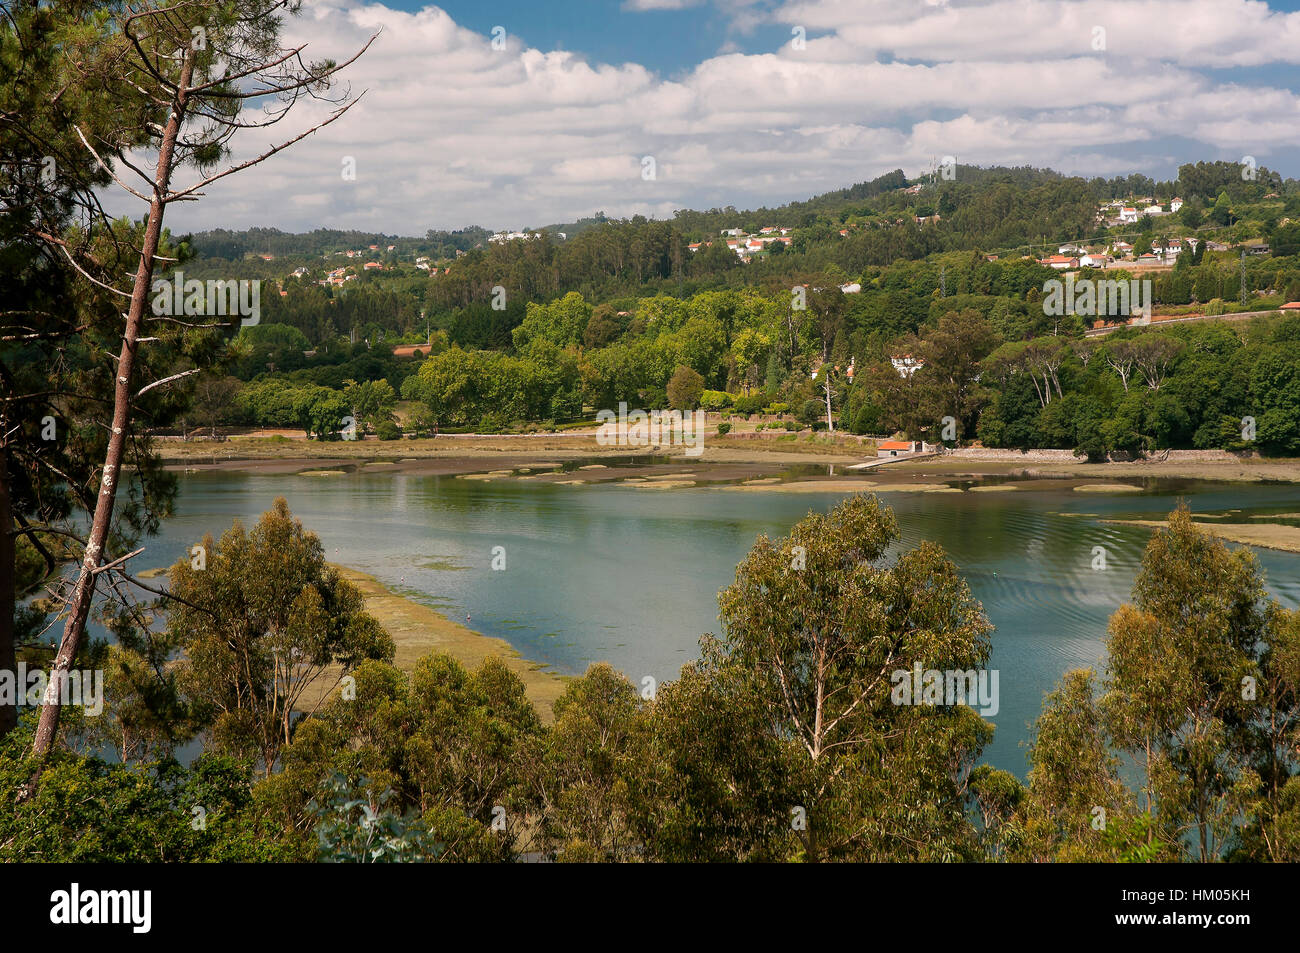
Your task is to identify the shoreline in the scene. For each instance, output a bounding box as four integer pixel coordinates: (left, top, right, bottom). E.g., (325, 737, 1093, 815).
(157, 434, 1300, 489)
(327, 565, 569, 722)
(1099, 519, 1300, 555)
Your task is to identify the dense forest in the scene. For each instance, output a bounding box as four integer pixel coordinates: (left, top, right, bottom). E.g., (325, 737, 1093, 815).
(161, 155, 1300, 459)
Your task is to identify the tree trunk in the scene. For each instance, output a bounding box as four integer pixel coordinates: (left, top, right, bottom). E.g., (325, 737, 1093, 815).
(0, 452, 16, 739)
(30, 52, 194, 762)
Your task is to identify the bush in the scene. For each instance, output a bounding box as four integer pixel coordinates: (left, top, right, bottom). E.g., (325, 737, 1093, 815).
(376, 420, 401, 441)
(717, 422, 731, 436)
(784, 420, 798, 431)
(667, 365, 705, 410)
(762, 402, 790, 415)
(732, 394, 766, 416)
(799, 399, 824, 425)
(700, 390, 734, 411)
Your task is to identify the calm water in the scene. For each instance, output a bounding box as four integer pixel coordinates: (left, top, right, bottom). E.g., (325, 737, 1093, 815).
(138, 469, 1300, 776)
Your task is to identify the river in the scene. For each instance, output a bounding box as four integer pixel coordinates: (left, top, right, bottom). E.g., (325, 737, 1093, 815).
(137, 466, 1300, 776)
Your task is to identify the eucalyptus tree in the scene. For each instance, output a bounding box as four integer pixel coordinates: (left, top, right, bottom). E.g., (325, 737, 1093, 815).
(166, 498, 393, 777)
(1101, 505, 1270, 861)
(712, 494, 995, 861)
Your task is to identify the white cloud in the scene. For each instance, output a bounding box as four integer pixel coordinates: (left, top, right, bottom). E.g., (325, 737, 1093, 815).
(102, 0, 1300, 234)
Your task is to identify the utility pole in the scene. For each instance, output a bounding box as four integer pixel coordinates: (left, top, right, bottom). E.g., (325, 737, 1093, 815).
(1240, 251, 1249, 306)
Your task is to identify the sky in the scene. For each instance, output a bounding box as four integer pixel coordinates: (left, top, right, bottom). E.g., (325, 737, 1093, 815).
(115, 0, 1300, 235)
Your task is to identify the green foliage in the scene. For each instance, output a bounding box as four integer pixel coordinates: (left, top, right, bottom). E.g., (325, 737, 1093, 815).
(0, 721, 288, 862)
(308, 772, 496, 862)
(1014, 506, 1300, 862)
(666, 365, 705, 410)
(166, 499, 394, 775)
(700, 389, 733, 410)
(343, 378, 398, 431)
(798, 399, 823, 424)
(710, 494, 994, 860)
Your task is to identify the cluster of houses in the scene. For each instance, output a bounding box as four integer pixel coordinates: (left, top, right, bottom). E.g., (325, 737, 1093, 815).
(1040, 233, 1268, 271)
(414, 256, 453, 274)
(689, 226, 795, 259)
(326, 244, 396, 259)
(488, 230, 566, 243)
(319, 267, 358, 288)
(890, 354, 924, 378)
(1098, 198, 1183, 226)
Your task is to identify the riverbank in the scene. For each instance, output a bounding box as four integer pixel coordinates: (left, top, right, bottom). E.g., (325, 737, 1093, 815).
(1100, 518, 1300, 555)
(323, 565, 569, 722)
(158, 432, 1300, 490)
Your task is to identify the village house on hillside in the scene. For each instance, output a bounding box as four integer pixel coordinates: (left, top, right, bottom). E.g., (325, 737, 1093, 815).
(891, 354, 924, 377)
(1041, 254, 1080, 270)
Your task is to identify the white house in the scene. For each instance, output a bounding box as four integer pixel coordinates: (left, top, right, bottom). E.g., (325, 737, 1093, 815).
(1119, 207, 1139, 224)
(1170, 198, 1184, 213)
(891, 354, 925, 378)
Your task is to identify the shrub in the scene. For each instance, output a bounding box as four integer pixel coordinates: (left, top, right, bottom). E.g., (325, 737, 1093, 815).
(762, 402, 790, 415)
(799, 399, 824, 425)
(700, 390, 734, 411)
(732, 394, 766, 416)
(717, 422, 732, 436)
(376, 420, 401, 441)
(667, 366, 705, 410)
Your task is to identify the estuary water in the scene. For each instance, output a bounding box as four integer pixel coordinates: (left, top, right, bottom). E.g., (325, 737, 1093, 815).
(140, 468, 1300, 775)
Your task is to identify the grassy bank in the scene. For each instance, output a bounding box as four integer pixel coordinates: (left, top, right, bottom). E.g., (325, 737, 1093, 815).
(316, 565, 569, 722)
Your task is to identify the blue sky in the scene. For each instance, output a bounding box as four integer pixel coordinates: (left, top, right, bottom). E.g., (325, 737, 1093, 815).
(117, 0, 1300, 234)
(394, 0, 780, 77)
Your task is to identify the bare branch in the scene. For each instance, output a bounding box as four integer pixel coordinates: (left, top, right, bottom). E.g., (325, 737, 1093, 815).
(166, 97, 361, 202)
(135, 368, 201, 399)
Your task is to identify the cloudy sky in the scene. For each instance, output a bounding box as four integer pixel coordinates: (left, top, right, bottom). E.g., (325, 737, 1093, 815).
(123, 0, 1300, 235)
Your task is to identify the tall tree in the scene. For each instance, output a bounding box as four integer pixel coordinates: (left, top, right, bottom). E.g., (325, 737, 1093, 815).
(28, 1, 373, 763)
(167, 498, 393, 776)
(712, 494, 994, 860)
